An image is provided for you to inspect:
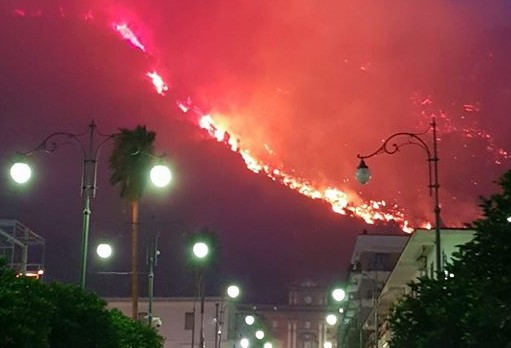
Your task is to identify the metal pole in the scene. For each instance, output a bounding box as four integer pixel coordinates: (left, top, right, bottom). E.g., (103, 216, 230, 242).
(79, 121, 96, 289)
(215, 302, 220, 348)
(431, 118, 442, 274)
(356, 117, 443, 275)
(373, 280, 378, 348)
(148, 244, 155, 326)
(199, 272, 206, 348)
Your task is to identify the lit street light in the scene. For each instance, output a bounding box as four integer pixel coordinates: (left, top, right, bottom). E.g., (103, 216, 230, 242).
(9, 121, 171, 289)
(245, 315, 255, 326)
(240, 338, 250, 348)
(96, 243, 113, 259)
(189, 233, 214, 348)
(216, 284, 241, 348)
(255, 330, 265, 340)
(356, 117, 443, 274)
(326, 314, 338, 326)
(9, 162, 32, 184)
(193, 242, 210, 260)
(331, 288, 346, 303)
(150, 164, 172, 187)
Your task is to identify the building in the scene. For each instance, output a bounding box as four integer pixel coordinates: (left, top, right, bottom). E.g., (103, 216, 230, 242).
(0, 219, 45, 278)
(235, 281, 341, 348)
(108, 296, 239, 348)
(338, 228, 476, 348)
(339, 232, 408, 348)
(108, 281, 342, 348)
(374, 228, 475, 347)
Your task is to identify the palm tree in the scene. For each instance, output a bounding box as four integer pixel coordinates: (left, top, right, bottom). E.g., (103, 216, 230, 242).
(109, 125, 156, 319)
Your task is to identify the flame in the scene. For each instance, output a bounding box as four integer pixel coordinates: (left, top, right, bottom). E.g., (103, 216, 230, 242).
(146, 71, 169, 95)
(113, 23, 146, 52)
(110, 21, 418, 232)
(9, 7, 510, 233)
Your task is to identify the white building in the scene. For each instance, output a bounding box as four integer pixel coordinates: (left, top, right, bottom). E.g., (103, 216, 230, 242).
(339, 232, 408, 348)
(374, 228, 475, 347)
(108, 297, 238, 348)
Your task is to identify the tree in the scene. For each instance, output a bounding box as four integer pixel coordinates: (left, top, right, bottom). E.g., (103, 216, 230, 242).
(109, 125, 156, 319)
(45, 283, 118, 348)
(0, 258, 163, 347)
(0, 260, 52, 348)
(110, 309, 164, 348)
(388, 170, 511, 347)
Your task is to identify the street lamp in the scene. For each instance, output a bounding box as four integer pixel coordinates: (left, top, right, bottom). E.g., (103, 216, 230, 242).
(326, 314, 338, 326)
(355, 117, 442, 274)
(10, 121, 115, 289)
(332, 288, 346, 303)
(216, 284, 241, 348)
(9, 121, 171, 289)
(96, 243, 113, 259)
(190, 235, 213, 348)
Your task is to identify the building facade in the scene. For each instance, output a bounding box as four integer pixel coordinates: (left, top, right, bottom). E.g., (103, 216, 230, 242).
(374, 228, 475, 347)
(235, 281, 341, 348)
(339, 232, 408, 348)
(338, 228, 475, 348)
(108, 296, 239, 348)
(108, 281, 342, 348)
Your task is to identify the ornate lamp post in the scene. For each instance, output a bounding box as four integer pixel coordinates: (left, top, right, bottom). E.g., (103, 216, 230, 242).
(355, 117, 442, 274)
(10, 121, 115, 289)
(9, 121, 171, 289)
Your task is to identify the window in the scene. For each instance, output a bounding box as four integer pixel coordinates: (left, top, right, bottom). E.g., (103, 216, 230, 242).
(185, 312, 195, 330)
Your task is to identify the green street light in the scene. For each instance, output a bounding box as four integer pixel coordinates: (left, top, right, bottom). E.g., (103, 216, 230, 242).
(226, 284, 240, 299)
(255, 330, 265, 340)
(193, 241, 210, 259)
(331, 288, 346, 302)
(245, 315, 255, 326)
(10, 161, 32, 184)
(150, 164, 172, 187)
(326, 314, 338, 326)
(96, 243, 113, 259)
(240, 338, 250, 348)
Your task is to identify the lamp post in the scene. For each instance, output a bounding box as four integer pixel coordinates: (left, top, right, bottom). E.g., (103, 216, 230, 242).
(147, 230, 160, 327)
(216, 284, 241, 348)
(191, 238, 211, 348)
(9, 121, 172, 289)
(10, 121, 114, 289)
(353, 272, 378, 348)
(355, 117, 442, 274)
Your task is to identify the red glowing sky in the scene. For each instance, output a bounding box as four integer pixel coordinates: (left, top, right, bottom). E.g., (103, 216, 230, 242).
(99, 0, 511, 227)
(0, 1, 510, 301)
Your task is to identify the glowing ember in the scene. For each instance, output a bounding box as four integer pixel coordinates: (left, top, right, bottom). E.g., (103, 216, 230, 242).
(113, 23, 146, 52)
(146, 71, 169, 95)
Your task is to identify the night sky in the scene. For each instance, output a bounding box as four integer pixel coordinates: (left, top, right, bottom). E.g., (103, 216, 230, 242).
(0, 1, 510, 303)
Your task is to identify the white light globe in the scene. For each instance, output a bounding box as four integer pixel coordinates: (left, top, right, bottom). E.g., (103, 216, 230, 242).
(150, 164, 172, 187)
(227, 285, 240, 299)
(255, 330, 265, 340)
(240, 338, 250, 348)
(332, 288, 346, 302)
(324, 342, 332, 348)
(192, 242, 209, 259)
(96, 243, 113, 259)
(264, 343, 273, 348)
(245, 315, 255, 326)
(10, 162, 32, 184)
(326, 314, 338, 326)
